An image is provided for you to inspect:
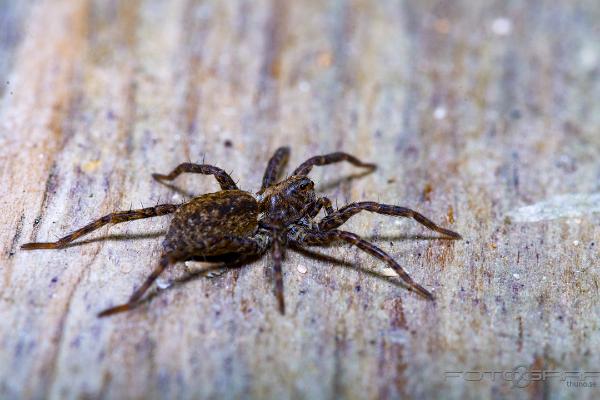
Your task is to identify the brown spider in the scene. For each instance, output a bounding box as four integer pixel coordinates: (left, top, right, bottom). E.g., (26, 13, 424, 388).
(22, 147, 461, 317)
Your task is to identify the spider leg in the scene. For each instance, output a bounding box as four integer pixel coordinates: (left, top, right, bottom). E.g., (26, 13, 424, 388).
(292, 197, 335, 225)
(21, 204, 179, 250)
(272, 236, 286, 314)
(293, 229, 434, 300)
(292, 152, 376, 176)
(98, 254, 173, 317)
(308, 197, 334, 218)
(319, 202, 461, 239)
(260, 146, 290, 192)
(152, 163, 238, 190)
(99, 234, 272, 317)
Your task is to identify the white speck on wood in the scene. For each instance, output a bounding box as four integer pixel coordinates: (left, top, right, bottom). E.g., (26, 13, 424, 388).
(433, 106, 447, 120)
(491, 17, 512, 35)
(296, 264, 307, 274)
(156, 278, 172, 290)
(381, 268, 398, 277)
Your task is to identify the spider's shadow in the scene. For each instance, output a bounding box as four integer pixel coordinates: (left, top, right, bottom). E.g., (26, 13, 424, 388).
(134, 253, 261, 307)
(154, 181, 196, 199)
(315, 169, 375, 192)
(152, 168, 375, 200)
(288, 244, 416, 292)
(363, 234, 452, 241)
(126, 241, 427, 315)
(60, 232, 165, 248)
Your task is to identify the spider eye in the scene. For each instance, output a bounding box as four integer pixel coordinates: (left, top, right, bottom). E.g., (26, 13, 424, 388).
(298, 179, 313, 190)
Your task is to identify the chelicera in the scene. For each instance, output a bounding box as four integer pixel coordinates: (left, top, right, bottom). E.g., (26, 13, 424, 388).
(22, 147, 461, 317)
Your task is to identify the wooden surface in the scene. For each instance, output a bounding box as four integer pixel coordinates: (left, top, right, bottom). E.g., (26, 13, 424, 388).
(1, 0, 599, 399)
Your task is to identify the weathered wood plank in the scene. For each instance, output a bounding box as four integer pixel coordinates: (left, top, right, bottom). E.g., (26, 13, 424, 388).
(1, 0, 599, 399)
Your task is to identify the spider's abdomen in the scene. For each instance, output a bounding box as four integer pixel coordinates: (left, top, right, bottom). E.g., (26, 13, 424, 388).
(163, 190, 259, 254)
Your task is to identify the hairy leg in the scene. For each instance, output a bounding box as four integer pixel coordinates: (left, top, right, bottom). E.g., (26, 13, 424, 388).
(21, 204, 179, 250)
(98, 254, 173, 317)
(260, 146, 290, 192)
(152, 163, 238, 190)
(293, 197, 335, 224)
(292, 152, 376, 176)
(319, 202, 461, 239)
(308, 197, 334, 218)
(98, 234, 271, 317)
(294, 229, 434, 300)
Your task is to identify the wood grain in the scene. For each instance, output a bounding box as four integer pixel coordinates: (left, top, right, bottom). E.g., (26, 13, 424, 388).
(1, 0, 599, 399)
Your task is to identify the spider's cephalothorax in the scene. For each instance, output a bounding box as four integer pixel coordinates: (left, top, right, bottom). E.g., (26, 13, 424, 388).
(22, 147, 461, 317)
(258, 175, 316, 228)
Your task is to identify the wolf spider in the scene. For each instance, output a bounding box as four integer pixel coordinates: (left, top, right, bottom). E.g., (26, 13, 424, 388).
(22, 147, 461, 317)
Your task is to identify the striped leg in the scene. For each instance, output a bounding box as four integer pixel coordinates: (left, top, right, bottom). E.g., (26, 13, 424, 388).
(152, 163, 238, 190)
(98, 254, 173, 317)
(21, 204, 179, 250)
(308, 197, 334, 218)
(260, 146, 290, 192)
(99, 234, 271, 317)
(319, 202, 461, 239)
(292, 152, 376, 176)
(295, 229, 434, 300)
